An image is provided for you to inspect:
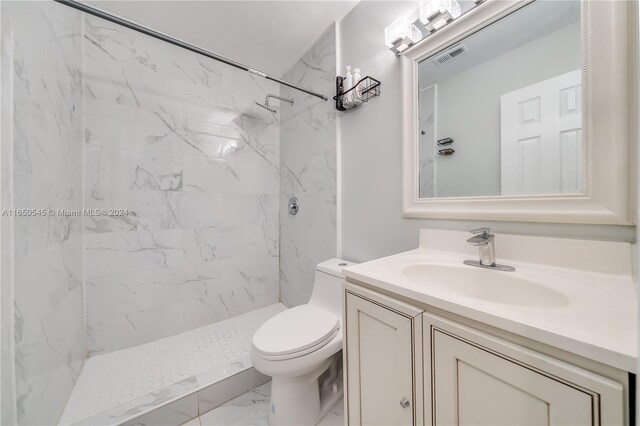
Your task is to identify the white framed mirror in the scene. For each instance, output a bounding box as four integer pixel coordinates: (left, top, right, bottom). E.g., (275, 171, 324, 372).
(401, 0, 636, 224)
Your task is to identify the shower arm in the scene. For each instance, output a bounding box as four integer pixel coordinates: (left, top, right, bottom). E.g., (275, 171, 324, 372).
(265, 95, 294, 108)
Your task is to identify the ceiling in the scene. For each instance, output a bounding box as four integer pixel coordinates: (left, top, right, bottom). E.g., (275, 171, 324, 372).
(86, 1, 359, 77)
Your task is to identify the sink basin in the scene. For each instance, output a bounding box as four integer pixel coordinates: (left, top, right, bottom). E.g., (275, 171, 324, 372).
(402, 263, 570, 308)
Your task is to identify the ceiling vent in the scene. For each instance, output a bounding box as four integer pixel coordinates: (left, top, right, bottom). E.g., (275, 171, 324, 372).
(432, 44, 467, 66)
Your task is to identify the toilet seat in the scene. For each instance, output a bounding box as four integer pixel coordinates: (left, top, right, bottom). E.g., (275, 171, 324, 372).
(252, 305, 340, 361)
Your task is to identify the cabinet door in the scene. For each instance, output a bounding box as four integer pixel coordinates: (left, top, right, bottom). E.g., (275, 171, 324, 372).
(345, 290, 422, 426)
(432, 329, 592, 425)
(425, 314, 624, 426)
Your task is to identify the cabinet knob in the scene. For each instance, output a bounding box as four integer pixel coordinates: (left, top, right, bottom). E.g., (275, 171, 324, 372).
(400, 397, 410, 408)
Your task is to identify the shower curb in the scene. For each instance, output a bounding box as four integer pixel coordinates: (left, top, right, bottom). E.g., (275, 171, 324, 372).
(69, 366, 269, 426)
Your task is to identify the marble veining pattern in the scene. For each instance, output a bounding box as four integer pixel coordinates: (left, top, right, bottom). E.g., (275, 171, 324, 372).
(1, 2, 86, 425)
(279, 26, 337, 307)
(74, 376, 199, 426)
(82, 13, 281, 353)
(195, 382, 344, 426)
(60, 304, 285, 425)
(3, 3, 335, 424)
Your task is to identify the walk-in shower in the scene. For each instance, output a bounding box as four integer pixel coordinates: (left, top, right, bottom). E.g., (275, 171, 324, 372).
(1, 0, 337, 424)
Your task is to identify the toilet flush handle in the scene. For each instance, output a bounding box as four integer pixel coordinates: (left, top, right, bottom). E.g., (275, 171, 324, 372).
(400, 397, 410, 408)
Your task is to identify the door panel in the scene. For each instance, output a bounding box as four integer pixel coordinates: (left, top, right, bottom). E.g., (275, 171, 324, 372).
(432, 329, 593, 425)
(457, 360, 550, 426)
(345, 293, 418, 426)
(501, 69, 582, 195)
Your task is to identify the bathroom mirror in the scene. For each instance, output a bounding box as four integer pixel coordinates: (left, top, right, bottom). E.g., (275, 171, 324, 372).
(418, 1, 582, 199)
(401, 0, 635, 224)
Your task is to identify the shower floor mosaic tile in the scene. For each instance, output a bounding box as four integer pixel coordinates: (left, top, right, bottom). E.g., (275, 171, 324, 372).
(59, 304, 286, 425)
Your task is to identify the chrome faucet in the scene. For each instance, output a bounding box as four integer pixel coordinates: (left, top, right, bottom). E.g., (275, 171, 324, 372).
(463, 228, 515, 272)
(466, 228, 495, 266)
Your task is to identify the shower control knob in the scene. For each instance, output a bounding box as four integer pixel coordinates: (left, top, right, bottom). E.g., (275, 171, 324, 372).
(288, 197, 299, 216)
(400, 397, 410, 408)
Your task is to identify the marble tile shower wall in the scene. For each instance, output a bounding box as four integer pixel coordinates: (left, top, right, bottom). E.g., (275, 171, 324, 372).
(82, 15, 280, 354)
(1, 2, 85, 425)
(279, 26, 337, 306)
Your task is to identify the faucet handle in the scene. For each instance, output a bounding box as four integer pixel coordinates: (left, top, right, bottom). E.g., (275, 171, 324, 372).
(470, 227, 492, 236)
(467, 227, 495, 247)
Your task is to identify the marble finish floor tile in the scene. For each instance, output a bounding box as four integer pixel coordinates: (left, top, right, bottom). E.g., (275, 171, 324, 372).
(60, 304, 285, 425)
(194, 382, 344, 426)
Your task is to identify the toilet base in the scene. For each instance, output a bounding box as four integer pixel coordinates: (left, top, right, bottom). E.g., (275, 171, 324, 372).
(268, 353, 343, 425)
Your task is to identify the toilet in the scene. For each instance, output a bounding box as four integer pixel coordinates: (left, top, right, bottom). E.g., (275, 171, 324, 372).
(251, 258, 356, 425)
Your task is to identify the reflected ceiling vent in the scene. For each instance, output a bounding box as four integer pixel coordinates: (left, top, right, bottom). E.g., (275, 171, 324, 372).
(432, 44, 467, 66)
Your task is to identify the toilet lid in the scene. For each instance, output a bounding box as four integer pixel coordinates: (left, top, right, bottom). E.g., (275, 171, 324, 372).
(252, 305, 340, 358)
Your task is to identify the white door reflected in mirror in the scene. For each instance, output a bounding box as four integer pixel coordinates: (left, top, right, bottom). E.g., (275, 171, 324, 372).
(500, 70, 582, 196)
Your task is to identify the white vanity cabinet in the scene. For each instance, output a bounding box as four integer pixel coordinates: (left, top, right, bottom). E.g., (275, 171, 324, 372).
(344, 283, 629, 426)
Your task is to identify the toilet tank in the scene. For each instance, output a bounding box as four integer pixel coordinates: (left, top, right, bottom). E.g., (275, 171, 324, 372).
(309, 258, 357, 319)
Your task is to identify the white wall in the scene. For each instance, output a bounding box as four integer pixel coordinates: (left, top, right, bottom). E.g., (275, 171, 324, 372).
(633, 0, 640, 425)
(431, 22, 580, 197)
(338, 1, 635, 263)
(279, 26, 337, 307)
(1, 2, 86, 424)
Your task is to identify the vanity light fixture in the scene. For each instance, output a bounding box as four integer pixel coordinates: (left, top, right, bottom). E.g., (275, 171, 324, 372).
(385, 0, 470, 55)
(419, 0, 462, 33)
(384, 16, 423, 54)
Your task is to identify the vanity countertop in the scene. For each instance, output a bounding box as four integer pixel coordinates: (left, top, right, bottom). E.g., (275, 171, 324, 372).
(343, 230, 638, 373)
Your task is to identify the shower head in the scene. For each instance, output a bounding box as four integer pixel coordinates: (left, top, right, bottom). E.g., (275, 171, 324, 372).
(255, 94, 294, 116)
(255, 100, 277, 114)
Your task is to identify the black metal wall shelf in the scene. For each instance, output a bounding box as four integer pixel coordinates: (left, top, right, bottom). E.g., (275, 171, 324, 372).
(334, 76, 381, 112)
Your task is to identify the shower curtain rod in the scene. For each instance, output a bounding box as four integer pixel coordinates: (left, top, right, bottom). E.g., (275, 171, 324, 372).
(53, 0, 329, 101)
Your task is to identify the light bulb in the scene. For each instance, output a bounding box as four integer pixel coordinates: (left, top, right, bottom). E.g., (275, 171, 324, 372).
(419, 0, 462, 29)
(384, 16, 422, 49)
